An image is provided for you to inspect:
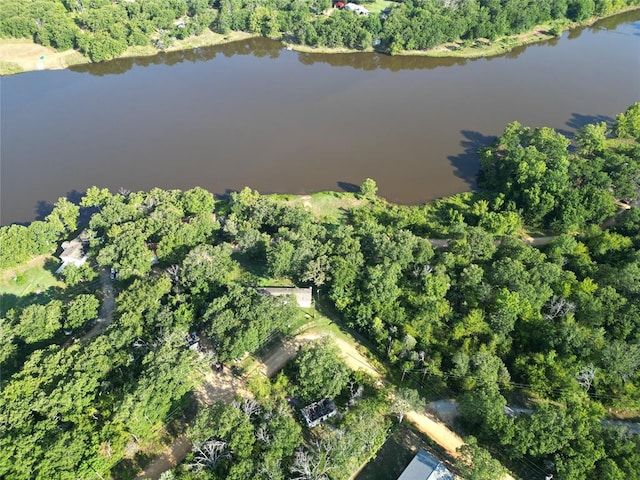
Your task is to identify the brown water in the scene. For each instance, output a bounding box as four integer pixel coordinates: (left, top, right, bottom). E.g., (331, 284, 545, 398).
(1, 11, 639, 225)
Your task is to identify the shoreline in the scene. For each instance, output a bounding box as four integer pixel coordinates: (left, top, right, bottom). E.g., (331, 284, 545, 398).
(1, 7, 638, 76)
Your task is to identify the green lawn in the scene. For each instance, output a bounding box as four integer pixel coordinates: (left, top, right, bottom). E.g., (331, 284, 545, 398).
(0, 255, 64, 314)
(359, 0, 395, 14)
(269, 191, 367, 223)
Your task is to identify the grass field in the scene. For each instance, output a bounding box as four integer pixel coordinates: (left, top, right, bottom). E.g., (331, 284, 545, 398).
(0, 255, 64, 314)
(272, 191, 367, 223)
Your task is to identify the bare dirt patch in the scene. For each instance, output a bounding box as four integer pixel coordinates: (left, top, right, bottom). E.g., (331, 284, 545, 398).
(194, 368, 251, 404)
(0, 39, 87, 75)
(253, 331, 322, 377)
(134, 435, 192, 480)
(404, 410, 465, 458)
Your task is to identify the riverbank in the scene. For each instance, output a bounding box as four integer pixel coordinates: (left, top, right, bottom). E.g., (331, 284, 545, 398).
(288, 6, 640, 57)
(0, 31, 258, 76)
(1, 6, 637, 76)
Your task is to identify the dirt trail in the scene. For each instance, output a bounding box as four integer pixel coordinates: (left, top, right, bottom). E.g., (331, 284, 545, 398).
(80, 269, 115, 343)
(134, 435, 192, 480)
(136, 366, 252, 479)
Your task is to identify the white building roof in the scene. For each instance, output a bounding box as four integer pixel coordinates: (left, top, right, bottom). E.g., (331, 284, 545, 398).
(397, 450, 455, 480)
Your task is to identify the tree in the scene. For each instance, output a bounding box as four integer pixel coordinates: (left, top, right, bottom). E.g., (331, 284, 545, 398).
(66, 294, 100, 330)
(457, 436, 508, 480)
(290, 440, 336, 480)
(16, 300, 63, 343)
(359, 178, 378, 199)
(576, 122, 608, 156)
(46, 197, 80, 235)
(179, 243, 236, 294)
(390, 388, 424, 423)
(613, 103, 640, 138)
(302, 255, 330, 295)
(60, 263, 98, 287)
(189, 440, 231, 472)
(182, 186, 215, 215)
(575, 364, 596, 391)
(81, 186, 112, 207)
(292, 338, 350, 402)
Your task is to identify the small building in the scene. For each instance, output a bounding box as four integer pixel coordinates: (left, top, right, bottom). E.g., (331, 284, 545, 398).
(344, 3, 369, 15)
(56, 230, 89, 273)
(258, 287, 312, 308)
(301, 398, 337, 428)
(334, 0, 345, 8)
(397, 450, 455, 480)
(185, 332, 200, 351)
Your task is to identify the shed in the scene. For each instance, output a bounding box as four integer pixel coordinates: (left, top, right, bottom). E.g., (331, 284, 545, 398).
(301, 398, 337, 427)
(258, 287, 313, 308)
(397, 450, 455, 480)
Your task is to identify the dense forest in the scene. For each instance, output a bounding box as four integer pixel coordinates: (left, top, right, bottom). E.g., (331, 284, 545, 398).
(1, 0, 639, 61)
(1, 104, 639, 479)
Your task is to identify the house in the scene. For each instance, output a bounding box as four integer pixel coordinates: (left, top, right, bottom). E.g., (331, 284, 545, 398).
(258, 287, 313, 308)
(344, 3, 369, 15)
(397, 450, 455, 480)
(301, 398, 337, 427)
(56, 230, 89, 273)
(334, 0, 345, 8)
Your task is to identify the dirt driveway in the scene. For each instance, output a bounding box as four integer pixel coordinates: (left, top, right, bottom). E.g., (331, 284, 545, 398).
(252, 331, 380, 379)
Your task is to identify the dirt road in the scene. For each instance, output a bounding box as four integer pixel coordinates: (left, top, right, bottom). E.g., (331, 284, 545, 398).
(134, 436, 192, 480)
(80, 269, 115, 343)
(405, 411, 465, 458)
(135, 367, 251, 479)
(251, 330, 381, 379)
(138, 327, 515, 479)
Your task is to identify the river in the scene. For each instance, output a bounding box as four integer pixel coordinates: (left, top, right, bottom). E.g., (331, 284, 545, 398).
(1, 11, 639, 225)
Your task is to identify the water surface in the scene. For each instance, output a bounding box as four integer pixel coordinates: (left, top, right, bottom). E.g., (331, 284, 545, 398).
(2, 11, 639, 224)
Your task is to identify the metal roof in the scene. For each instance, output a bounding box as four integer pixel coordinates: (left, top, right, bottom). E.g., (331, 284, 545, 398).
(397, 450, 455, 480)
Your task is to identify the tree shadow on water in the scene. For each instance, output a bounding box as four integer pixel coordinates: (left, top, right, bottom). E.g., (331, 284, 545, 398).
(35, 200, 54, 221)
(447, 130, 496, 189)
(33, 189, 96, 225)
(337, 181, 360, 193)
(566, 112, 615, 132)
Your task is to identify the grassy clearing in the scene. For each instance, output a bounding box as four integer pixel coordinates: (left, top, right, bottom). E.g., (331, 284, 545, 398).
(355, 424, 447, 480)
(358, 0, 394, 15)
(0, 60, 23, 75)
(120, 30, 258, 59)
(0, 255, 64, 313)
(272, 191, 367, 223)
(0, 255, 63, 296)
